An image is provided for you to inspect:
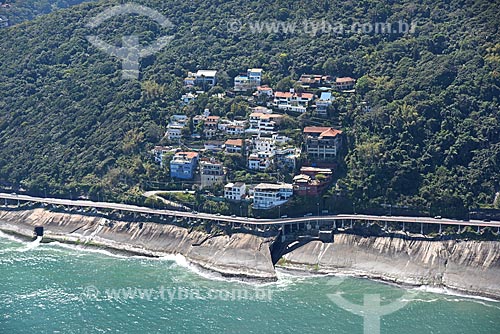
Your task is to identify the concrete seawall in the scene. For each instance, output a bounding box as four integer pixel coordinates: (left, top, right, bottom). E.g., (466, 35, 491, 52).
(1, 208, 500, 299)
(279, 234, 500, 299)
(0, 208, 277, 281)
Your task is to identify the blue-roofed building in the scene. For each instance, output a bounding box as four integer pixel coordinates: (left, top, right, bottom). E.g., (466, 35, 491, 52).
(170, 152, 199, 180)
(316, 92, 334, 117)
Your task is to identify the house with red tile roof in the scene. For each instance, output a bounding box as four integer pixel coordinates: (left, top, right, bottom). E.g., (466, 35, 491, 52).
(303, 126, 343, 160)
(335, 77, 356, 91)
(273, 89, 314, 113)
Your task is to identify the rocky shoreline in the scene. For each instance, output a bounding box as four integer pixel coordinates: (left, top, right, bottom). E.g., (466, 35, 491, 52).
(277, 234, 500, 300)
(1, 208, 500, 299)
(0, 208, 277, 281)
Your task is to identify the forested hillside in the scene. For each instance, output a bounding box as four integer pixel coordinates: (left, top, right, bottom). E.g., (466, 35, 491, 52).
(0, 0, 498, 215)
(0, 0, 94, 25)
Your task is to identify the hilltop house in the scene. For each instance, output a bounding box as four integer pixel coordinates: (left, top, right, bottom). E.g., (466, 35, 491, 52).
(253, 85, 274, 98)
(275, 147, 301, 169)
(200, 159, 225, 189)
(315, 92, 334, 117)
(297, 74, 333, 88)
(253, 183, 293, 209)
(304, 127, 343, 160)
(224, 182, 247, 201)
(0, 16, 8, 28)
(180, 92, 197, 105)
(166, 123, 184, 141)
(274, 90, 314, 113)
(184, 70, 218, 88)
(170, 152, 199, 179)
(248, 152, 274, 171)
(247, 111, 284, 134)
(203, 116, 220, 138)
(335, 77, 356, 91)
(225, 139, 244, 154)
(293, 167, 333, 196)
(203, 141, 225, 152)
(152, 145, 175, 167)
(234, 68, 263, 92)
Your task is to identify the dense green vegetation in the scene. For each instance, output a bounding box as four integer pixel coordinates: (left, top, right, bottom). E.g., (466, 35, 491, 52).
(0, 0, 94, 25)
(0, 0, 498, 216)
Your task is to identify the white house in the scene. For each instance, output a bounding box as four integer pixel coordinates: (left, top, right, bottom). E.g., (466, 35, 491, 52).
(274, 90, 314, 112)
(335, 77, 356, 91)
(247, 112, 284, 134)
(180, 92, 197, 105)
(234, 68, 263, 91)
(253, 183, 293, 209)
(254, 85, 274, 98)
(225, 139, 244, 154)
(200, 159, 225, 189)
(166, 124, 183, 141)
(254, 137, 276, 153)
(185, 70, 218, 87)
(152, 145, 174, 167)
(171, 114, 188, 124)
(315, 92, 334, 116)
(224, 182, 247, 201)
(248, 152, 274, 171)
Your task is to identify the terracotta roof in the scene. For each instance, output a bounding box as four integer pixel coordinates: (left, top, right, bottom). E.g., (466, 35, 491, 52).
(319, 128, 342, 137)
(303, 126, 333, 133)
(303, 126, 342, 137)
(257, 85, 273, 91)
(336, 77, 356, 83)
(225, 139, 243, 147)
(250, 112, 266, 118)
(260, 114, 283, 120)
(175, 151, 199, 159)
(275, 91, 314, 99)
(275, 91, 293, 98)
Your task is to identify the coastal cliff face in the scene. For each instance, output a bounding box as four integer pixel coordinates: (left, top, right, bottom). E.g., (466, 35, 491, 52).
(0, 209, 277, 281)
(2, 208, 500, 298)
(281, 234, 500, 298)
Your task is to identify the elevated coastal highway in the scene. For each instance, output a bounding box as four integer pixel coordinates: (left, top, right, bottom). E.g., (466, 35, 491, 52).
(1, 193, 499, 231)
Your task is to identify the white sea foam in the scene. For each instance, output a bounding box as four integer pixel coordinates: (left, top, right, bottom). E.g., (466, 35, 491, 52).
(18, 235, 43, 252)
(0, 230, 29, 244)
(45, 241, 130, 259)
(408, 285, 500, 305)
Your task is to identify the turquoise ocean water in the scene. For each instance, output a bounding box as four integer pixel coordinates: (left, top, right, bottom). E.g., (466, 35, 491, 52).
(1, 231, 499, 334)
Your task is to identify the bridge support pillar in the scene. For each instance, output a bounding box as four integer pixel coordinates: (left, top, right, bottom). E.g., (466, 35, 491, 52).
(306, 223, 311, 230)
(439, 224, 442, 234)
(458, 225, 462, 234)
(281, 224, 286, 242)
(333, 221, 336, 229)
(17, 200, 20, 207)
(341, 220, 344, 229)
(477, 225, 480, 233)
(350, 220, 353, 229)
(420, 223, 424, 235)
(4, 199, 7, 207)
(384, 221, 388, 230)
(402, 222, 405, 232)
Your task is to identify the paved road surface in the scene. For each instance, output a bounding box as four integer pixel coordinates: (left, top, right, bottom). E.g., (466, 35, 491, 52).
(1, 193, 499, 228)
